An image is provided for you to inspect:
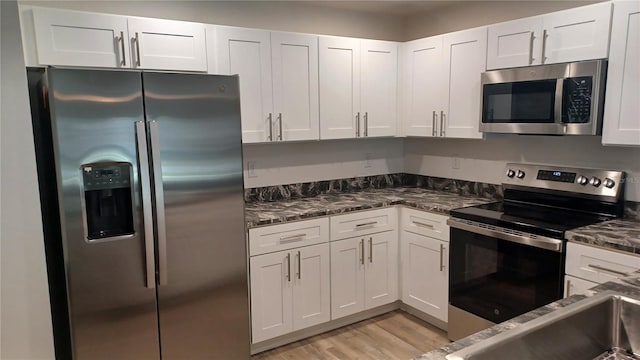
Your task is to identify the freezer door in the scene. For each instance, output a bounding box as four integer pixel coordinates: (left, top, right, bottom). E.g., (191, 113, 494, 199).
(142, 73, 249, 359)
(47, 69, 160, 359)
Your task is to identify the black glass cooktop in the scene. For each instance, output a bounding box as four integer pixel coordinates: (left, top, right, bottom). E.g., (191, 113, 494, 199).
(450, 200, 613, 239)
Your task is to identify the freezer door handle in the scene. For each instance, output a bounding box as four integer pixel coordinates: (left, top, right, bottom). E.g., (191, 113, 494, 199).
(135, 121, 156, 289)
(149, 120, 168, 286)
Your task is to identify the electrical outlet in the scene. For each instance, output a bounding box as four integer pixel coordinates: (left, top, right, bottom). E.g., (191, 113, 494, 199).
(452, 157, 460, 170)
(247, 161, 257, 178)
(364, 153, 372, 168)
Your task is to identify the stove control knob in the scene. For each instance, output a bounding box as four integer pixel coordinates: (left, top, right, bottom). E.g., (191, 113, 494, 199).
(516, 170, 526, 179)
(577, 176, 589, 185)
(603, 178, 615, 188)
(506, 169, 516, 178)
(590, 177, 601, 187)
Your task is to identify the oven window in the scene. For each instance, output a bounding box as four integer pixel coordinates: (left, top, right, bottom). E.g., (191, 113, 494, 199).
(449, 228, 563, 324)
(482, 80, 556, 123)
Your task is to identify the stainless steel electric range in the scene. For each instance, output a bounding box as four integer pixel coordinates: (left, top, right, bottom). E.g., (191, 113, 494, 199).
(446, 163, 625, 341)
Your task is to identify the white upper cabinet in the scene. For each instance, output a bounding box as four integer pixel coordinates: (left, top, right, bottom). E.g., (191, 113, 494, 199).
(32, 7, 130, 68)
(217, 27, 319, 143)
(487, 2, 612, 69)
(217, 27, 274, 143)
(271, 32, 320, 142)
(602, 1, 640, 146)
(402, 28, 486, 139)
(442, 28, 486, 139)
(360, 40, 398, 137)
(127, 17, 207, 72)
(29, 7, 207, 71)
(319, 36, 361, 140)
(320, 36, 397, 139)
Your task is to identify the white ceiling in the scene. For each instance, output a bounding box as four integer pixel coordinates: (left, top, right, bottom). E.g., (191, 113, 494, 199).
(305, 1, 456, 17)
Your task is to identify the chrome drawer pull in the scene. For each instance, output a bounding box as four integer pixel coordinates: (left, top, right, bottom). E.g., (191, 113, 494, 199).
(355, 221, 377, 228)
(279, 233, 306, 243)
(439, 244, 445, 272)
(369, 237, 373, 263)
(566, 279, 571, 297)
(286, 253, 291, 282)
(587, 264, 628, 277)
(413, 221, 434, 229)
(360, 239, 365, 265)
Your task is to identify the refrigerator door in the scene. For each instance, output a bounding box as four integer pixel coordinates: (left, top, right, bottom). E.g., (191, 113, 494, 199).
(142, 73, 249, 359)
(47, 69, 160, 359)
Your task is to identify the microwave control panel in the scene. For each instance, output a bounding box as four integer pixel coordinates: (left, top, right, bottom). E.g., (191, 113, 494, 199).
(562, 76, 593, 124)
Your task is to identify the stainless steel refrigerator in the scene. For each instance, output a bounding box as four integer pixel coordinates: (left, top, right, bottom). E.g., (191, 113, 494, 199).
(28, 68, 249, 359)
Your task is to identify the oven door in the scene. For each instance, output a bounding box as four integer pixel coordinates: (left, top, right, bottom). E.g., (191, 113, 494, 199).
(448, 224, 564, 325)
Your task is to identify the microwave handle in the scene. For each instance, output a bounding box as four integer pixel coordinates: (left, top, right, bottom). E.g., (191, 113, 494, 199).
(554, 78, 564, 125)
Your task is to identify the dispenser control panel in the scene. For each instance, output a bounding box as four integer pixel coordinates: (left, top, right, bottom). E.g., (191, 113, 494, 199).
(82, 163, 131, 191)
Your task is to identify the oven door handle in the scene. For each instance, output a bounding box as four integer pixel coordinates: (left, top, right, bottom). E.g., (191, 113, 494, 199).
(446, 218, 563, 252)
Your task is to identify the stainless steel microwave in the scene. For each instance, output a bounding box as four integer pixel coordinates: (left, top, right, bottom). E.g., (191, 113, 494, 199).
(480, 60, 607, 135)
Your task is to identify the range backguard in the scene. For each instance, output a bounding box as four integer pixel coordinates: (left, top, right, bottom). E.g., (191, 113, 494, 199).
(81, 162, 134, 240)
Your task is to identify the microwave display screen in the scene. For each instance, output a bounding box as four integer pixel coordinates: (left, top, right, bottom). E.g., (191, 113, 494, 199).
(562, 76, 593, 124)
(482, 80, 556, 123)
(536, 170, 576, 183)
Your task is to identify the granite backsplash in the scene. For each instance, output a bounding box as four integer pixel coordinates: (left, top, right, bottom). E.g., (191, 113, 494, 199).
(245, 173, 640, 221)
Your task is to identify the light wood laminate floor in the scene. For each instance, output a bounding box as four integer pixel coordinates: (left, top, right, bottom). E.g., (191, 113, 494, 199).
(252, 310, 450, 360)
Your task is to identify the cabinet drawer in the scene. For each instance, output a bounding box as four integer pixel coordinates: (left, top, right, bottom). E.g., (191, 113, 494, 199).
(249, 218, 329, 256)
(400, 207, 449, 242)
(330, 207, 397, 241)
(565, 242, 639, 284)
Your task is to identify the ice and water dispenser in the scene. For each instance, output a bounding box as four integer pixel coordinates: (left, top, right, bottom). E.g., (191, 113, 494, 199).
(81, 162, 134, 240)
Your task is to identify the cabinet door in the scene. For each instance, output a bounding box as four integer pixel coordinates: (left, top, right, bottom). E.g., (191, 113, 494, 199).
(250, 251, 293, 343)
(330, 237, 365, 319)
(543, 3, 612, 64)
(442, 28, 486, 139)
(32, 7, 130, 68)
(360, 40, 398, 137)
(602, 1, 640, 146)
(364, 231, 398, 309)
(564, 275, 597, 298)
(319, 36, 361, 140)
(292, 244, 330, 331)
(401, 231, 448, 322)
(271, 32, 319, 141)
(127, 17, 206, 71)
(217, 27, 273, 143)
(487, 17, 543, 69)
(403, 36, 444, 137)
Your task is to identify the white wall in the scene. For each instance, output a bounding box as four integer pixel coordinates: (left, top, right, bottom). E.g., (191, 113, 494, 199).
(404, 0, 603, 40)
(0, 0, 56, 359)
(243, 138, 404, 188)
(404, 136, 640, 201)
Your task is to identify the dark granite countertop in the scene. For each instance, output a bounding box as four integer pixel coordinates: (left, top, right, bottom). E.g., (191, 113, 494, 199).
(416, 270, 640, 360)
(566, 218, 640, 255)
(245, 187, 493, 228)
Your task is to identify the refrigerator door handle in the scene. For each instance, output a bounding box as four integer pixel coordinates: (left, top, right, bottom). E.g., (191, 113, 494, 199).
(149, 120, 168, 286)
(135, 121, 156, 289)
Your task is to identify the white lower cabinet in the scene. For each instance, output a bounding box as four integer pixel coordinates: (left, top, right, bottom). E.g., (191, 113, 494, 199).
(330, 230, 398, 320)
(400, 208, 449, 322)
(250, 243, 330, 343)
(564, 274, 597, 298)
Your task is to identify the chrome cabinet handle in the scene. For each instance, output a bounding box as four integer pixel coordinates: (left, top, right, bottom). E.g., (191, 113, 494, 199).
(360, 239, 365, 265)
(368, 237, 373, 263)
(529, 32, 535, 64)
(277, 113, 283, 141)
(364, 112, 368, 137)
(587, 264, 628, 276)
(541, 29, 548, 63)
(439, 243, 445, 272)
(297, 251, 301, 280)
(440, 110, 446, 137)
(149, 121, 168, 286)
(566, 279, 571, 297)
(413, 221, 434, 229)
(280, 233, 306, 242)
(135, 121, 156, 289)
(355, 221, 377, 229)
(286, 253, 291, 282)
(267, 113, 273, 141)
(135, 32, 141, 67)
(119, 31, 126, 66)
(432, 111, 437, 137)
(356, 112, 361, 137)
